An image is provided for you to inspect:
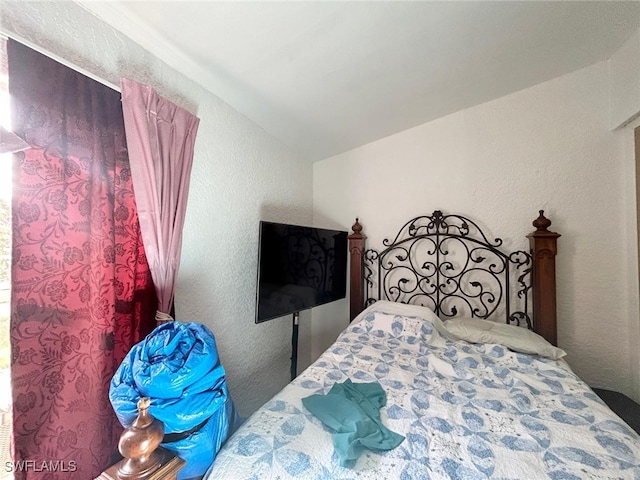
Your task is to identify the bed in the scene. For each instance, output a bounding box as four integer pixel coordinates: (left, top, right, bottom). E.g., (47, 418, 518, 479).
(107, 210, 640, 479)
(203, 210, 640, 479)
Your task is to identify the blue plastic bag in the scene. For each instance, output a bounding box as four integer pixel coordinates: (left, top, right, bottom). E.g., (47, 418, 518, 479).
(110, 322, 239, 479)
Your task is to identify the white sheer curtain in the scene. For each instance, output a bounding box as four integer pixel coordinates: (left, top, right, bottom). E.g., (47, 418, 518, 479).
(120, 78, 200, 322)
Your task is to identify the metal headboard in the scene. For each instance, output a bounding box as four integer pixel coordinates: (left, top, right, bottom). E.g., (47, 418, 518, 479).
(362, 210, 533, 328)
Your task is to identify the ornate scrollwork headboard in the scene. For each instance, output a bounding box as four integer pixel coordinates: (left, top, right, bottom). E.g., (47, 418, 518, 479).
(348, 210, 561, 345)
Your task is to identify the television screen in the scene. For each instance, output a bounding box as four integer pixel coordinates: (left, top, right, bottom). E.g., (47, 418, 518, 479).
(255, 221, 348, 323)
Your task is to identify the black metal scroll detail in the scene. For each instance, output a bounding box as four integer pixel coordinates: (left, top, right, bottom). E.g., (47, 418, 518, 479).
(364, 211, 533, 328)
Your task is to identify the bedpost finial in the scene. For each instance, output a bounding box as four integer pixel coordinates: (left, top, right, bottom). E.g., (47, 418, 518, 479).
(137, 396, 151, 412)
(117, 396, 164, 477)
(352, 218, 362, 235)
(533, 210, 552, 231)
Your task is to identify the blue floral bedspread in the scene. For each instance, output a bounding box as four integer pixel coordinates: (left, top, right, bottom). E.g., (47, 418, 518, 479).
(207, 302, 640, 479)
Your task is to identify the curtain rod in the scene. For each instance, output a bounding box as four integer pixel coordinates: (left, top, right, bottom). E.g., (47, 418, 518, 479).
(0, 29, 120, 93)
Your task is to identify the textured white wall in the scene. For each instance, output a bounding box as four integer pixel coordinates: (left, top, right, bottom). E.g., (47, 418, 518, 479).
(0, 0, 314, 415)
(313, 60, 640, 402)
(610, 28, 640, 129)
(608, 28, 640, 402)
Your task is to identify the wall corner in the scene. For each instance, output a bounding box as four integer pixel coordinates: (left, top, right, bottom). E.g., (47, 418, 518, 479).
(609, 28, 640, 131)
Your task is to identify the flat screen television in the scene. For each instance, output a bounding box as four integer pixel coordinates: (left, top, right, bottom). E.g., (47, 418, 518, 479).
(255, 221, 348, 323)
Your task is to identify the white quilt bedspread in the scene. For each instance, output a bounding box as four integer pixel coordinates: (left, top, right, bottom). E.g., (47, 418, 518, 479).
(207, 303, 640, 479)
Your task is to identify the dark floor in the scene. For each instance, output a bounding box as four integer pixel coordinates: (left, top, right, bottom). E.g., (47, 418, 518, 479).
(592, 388, 640, 435)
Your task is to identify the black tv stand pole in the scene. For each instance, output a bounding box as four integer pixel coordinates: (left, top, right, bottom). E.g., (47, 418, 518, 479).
(291, 311, 300, 381)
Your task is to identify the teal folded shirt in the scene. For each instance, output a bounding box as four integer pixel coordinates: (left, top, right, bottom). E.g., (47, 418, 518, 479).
(302, 379, 405, 466)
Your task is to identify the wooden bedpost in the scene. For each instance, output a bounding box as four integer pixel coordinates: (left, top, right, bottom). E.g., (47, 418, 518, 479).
(96, 398, 185, 480)
(527, 210, 561, 346)
(348, 218, 366, 321)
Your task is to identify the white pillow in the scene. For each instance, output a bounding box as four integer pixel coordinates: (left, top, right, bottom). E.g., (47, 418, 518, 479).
(351, 300, 450, 337)
(444, 317, 567, 360)
(352, 300, 442, 325)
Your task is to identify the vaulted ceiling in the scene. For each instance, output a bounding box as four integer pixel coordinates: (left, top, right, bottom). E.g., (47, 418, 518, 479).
(78, 1, 640, 161)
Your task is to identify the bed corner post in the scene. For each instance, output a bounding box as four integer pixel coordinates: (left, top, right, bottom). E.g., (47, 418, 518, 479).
(348, 218, 366, 322)
(527, 210, 561, 346)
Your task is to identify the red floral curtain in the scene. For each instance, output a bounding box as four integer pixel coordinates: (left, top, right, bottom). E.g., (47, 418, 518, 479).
(8, 39, 156, 478)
